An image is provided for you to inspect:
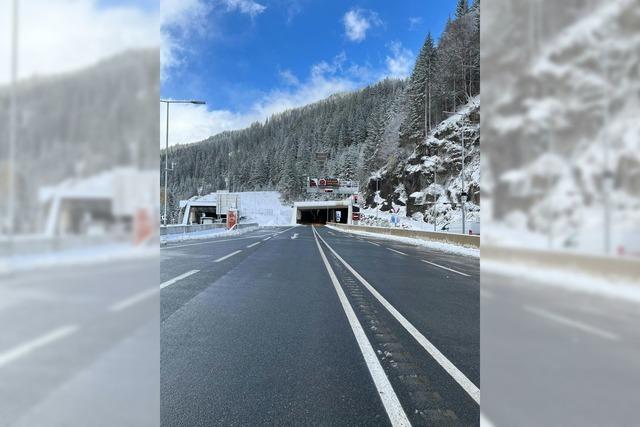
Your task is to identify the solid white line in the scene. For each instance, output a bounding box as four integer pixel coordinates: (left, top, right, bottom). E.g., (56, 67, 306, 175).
(214, 250, 242, 263)
(109, 288, 158, 312)
(160, 270, 199, 289)
(311, 227, 411, 427)
(421, 260, 470, 277)
(315, 229, 480, 405)
(0, 325, 78, 368)
(247, 241, 261, 248)
(367, 241, 381, 247)
(524, 305, 620, 341)
(387, 248, 407, 256)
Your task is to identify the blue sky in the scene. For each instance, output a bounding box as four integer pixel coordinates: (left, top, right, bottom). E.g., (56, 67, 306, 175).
(161, 0, 459, 145)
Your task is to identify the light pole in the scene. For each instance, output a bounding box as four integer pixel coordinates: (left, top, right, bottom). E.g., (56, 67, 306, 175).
(7, 0, 18, 236)
(461, 120, 466, 235)
(160, 99, 206, 226)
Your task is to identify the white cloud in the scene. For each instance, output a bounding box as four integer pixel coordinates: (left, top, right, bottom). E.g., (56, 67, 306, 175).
(161, 0, 266, 81)
(160, 43, 415, 147)
(408, 16, 422, 30)
(0, 0, 159, 84)
(385, 41, 414, 79)
(343, 8, 382, 42)
(161, 53, 359, 147)
(224, 0, 266, 17)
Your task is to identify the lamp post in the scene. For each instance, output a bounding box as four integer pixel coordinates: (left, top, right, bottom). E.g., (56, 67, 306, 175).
(6, 0, 18, 236)
(160, 99, 206, 226)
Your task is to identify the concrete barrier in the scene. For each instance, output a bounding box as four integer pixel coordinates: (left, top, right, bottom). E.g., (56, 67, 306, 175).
(483, 245, 640, 281)
(160, 223, 226, 236)
(328, 223, 480, 248)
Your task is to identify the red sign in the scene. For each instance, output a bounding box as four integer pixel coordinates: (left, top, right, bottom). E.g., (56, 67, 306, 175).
(352, 213, 360, 221)
(227, 209, 238, 229)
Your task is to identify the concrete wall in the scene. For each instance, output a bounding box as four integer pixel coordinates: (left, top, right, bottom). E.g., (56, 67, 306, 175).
(329, 223, 480, 248)
(482, 245, 640, 281)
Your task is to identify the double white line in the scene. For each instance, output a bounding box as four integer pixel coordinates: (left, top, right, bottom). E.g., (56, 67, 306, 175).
(313, 226, 480, 407)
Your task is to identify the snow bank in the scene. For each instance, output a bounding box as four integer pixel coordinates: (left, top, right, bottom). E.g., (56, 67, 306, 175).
(326, 225, 479, 258)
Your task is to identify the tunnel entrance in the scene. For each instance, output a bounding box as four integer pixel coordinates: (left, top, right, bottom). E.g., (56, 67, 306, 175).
(297, 207, 349, 225)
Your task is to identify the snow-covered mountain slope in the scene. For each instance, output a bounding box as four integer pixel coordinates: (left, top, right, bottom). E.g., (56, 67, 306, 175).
(364, 96, 480, 233)
(484, 0, 639, 252)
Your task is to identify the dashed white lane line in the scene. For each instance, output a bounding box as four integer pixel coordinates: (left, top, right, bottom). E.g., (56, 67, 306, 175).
(109, 288, 158, 312)
(0, 325, 78, 368)
(263, 237, 271, 241)
(160, 270, 200, 289)
(315, 229, 480, 405)
(214, 250, 242, 263)
(367, 241, 381, 247)
(163, 234, 270, 249)
(247, 241, 261, 248)
(386, 248, 407, 256)
(421, 260, 470, 277)
(312, 227, 411, 427)
(524, 305, 620, 341)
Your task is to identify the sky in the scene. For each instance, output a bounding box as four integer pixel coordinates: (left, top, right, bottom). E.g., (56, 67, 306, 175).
(161, 0, 459, 146)
(0, 0, 159, 84)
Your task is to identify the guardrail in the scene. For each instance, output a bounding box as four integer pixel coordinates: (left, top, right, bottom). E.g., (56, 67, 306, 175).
(482, 245, 640, 281)
(328, 223, 479, 248)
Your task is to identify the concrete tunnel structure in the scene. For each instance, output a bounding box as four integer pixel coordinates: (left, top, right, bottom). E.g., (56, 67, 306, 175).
(292, 200, 354, 225)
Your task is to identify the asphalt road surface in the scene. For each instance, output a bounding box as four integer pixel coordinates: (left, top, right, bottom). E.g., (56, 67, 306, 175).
(481, 268, 640, 426)
(0, 253, 160, 427)
(161, 225, 479, 426)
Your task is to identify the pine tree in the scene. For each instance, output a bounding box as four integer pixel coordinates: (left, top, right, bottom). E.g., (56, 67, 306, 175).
(456, 0, 469, 18)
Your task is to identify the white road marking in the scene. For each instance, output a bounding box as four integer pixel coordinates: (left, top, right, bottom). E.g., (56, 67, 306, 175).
(315, 230, 480, 405)
(160, 270, 200, 289)
(247, 242, 261, 248)
(263, 237, 271, 241)
(0, 325, 78, 368)
(524, 305, 620, 341)
(367, 241, 381, 247)
(214, 250, 242, 263)
(312, 227, 411, 427)
(387, 248, 407, 256)
(109, 287, 158, 312)
(291, 233, 299, 239)
(421, 260, 470, 277)
(163, 234, 270, 249)
(480, 413, 496, 427)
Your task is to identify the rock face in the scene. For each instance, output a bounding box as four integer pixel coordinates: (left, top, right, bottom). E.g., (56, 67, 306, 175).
(365, 96, 480, 231)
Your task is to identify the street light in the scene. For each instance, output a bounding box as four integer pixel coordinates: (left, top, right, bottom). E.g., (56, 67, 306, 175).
(160, 99, 206, 226)
(461, 191, 468, 235)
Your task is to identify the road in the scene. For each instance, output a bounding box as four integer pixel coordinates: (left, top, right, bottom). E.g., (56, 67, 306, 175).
(0, 253, 160, 426)
(481, 267, 640, 426)
(161, 225, 479, 426)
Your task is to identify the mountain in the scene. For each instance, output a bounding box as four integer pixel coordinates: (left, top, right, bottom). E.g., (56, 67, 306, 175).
(161, 2, 480, 227)
(0, 49, 159, 231)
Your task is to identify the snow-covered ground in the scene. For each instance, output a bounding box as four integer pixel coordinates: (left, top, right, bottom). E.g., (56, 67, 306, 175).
(238, 191, 293, 226)
(0, 243, 158, 276)
(160, 225, 260, 244)
(326, 224, 479, 258)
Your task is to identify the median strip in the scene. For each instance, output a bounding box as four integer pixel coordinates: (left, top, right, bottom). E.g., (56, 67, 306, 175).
(311, 226, 411, 427)
(421, 260, 470, 277)
(214, 250, 242, 263)
(161, 270, 200, 289)
(315, 228, 480, 405)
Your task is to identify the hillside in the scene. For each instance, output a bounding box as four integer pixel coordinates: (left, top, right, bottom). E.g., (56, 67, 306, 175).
(161, 1, 480, 227)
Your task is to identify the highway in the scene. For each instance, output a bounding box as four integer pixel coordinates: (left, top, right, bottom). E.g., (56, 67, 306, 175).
(481, 268, 640, 426)
(0, 254, 160, 426)
(161, 225, 480, 426)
